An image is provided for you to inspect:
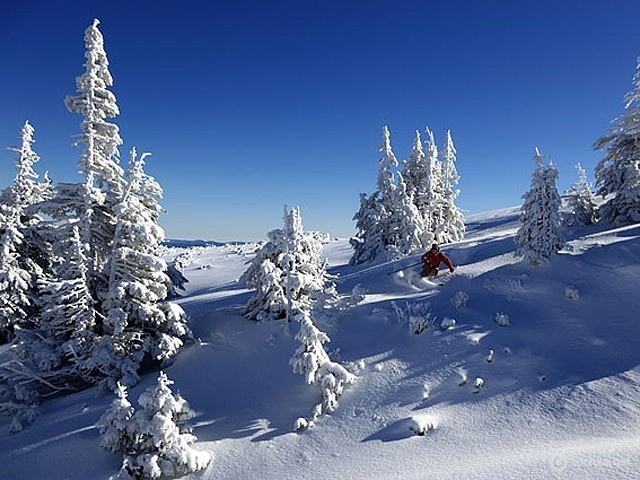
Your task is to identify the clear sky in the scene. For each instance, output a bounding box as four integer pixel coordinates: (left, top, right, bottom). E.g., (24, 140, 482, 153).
(1, 1, 640, 241)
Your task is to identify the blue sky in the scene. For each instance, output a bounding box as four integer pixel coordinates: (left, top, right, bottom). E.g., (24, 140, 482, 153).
(1, 1, 640, 241)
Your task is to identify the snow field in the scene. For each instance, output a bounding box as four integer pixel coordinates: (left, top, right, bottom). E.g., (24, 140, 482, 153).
(1, 208, 640, 479)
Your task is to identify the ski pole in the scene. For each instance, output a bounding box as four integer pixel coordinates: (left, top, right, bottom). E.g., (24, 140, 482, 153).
(387, 261, 422, 275)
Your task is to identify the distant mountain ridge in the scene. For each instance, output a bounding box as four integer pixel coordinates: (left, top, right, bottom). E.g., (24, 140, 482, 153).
(163, 238, 246, 248)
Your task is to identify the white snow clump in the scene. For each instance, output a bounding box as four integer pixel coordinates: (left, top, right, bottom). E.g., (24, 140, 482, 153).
(473, 377, 484, 393)
(294, 417, 310, 431)
(494, 312, 510, 326)
(440, 317, 457, 330)
(564, 286, 580, 300)
(408, 415, 437, 436)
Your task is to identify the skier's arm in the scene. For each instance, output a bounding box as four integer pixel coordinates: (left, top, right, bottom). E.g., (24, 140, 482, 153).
(441, 253, 455, 272)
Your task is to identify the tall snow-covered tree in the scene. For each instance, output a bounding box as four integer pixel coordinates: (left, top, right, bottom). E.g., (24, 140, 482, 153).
(374, 125, 424, 254)
(565, 163, 599, 226)
(242, 205, 335, 321)
(92, 148, 190, 389)
(403, 131, 427, 199)
(118, 372, 211, 479)
(3, 121, 52, 218)
(0, 222, 31, 342)
(65, 18, 127, 288)
(402, 130, 435, 247)
(593, 55, 640, 225)
(515, 148, 565, 265)
(386, 172, 424, 256)
(351, 126, 424, 264)
(350, 126, 398, 264)
(350, 191, 384, 265)
(435, 130, 465, 243)
(423, 128, 445, 242)
(0, 121, 50, 341)
(0, 225, 95, 428)
(377, 125, 399, 216)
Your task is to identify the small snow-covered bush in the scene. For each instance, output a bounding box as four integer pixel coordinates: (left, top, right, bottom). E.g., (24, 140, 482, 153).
(392, 301, 436, 334)
(99, 372, 210, 479)
(440, 317, 456, 330)
(494, 312, 510, 326)
(97, 383, 134, 453)
(294, 417, 309, 431)
(486, 349, 494, 363)
(564, 286, 580, 300)
(408, 415, 437, 436)
(450, 291, 469, 310)
(473, 377, 484, 393)
(507, 278, 524, 300)
(346, 359, 366, 374)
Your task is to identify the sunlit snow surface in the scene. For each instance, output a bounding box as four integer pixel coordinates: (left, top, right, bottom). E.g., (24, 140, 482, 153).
(2, 206, 640, 479)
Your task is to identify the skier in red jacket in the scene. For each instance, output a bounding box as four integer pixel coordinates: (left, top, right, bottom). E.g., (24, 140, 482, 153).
(421, 243, 455, 279)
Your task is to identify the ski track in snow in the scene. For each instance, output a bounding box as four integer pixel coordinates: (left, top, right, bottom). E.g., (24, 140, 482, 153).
(1, 208, 640, 479)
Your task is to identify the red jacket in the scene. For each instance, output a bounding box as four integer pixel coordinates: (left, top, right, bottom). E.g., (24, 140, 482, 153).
(421, 249, 454, 271)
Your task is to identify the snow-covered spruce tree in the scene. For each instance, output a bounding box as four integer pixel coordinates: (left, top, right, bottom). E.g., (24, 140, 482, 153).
(0, 224, 99, 431)
(0, 217, 34, 429)
(423, 128, 446, 242)
(402, 130, 435, 247)
(350, 126, 424, 263)
(386, 172, 424, 256)
(290, 310, 356, 428)
(65, 18, 126, 296)
(91, 148, 190, 390)
(2, 225, 96, 410)
(565, 163, 599, 226)
(402, 131, 427, 205)
(515, 148, 565, 265)
(119, 372, 210, 479)
(376, 125, 399, 215)
(2, 121, 52, 221)
(374, 125, 425, 256)
(593, 55, 640, 225)
(435, 130, 465, 243)
(241, 205, 336, 322)
(350, 126, 397, 264)
(402, 127, 463, 247)
(97, 382, 134, 453)
(0, 121, 52, 342)
(349, 191, 384, 265)
(0, 218, 32, 342)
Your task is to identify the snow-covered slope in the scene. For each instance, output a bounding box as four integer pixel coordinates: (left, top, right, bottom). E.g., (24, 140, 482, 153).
(2, 207, 640, 479)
